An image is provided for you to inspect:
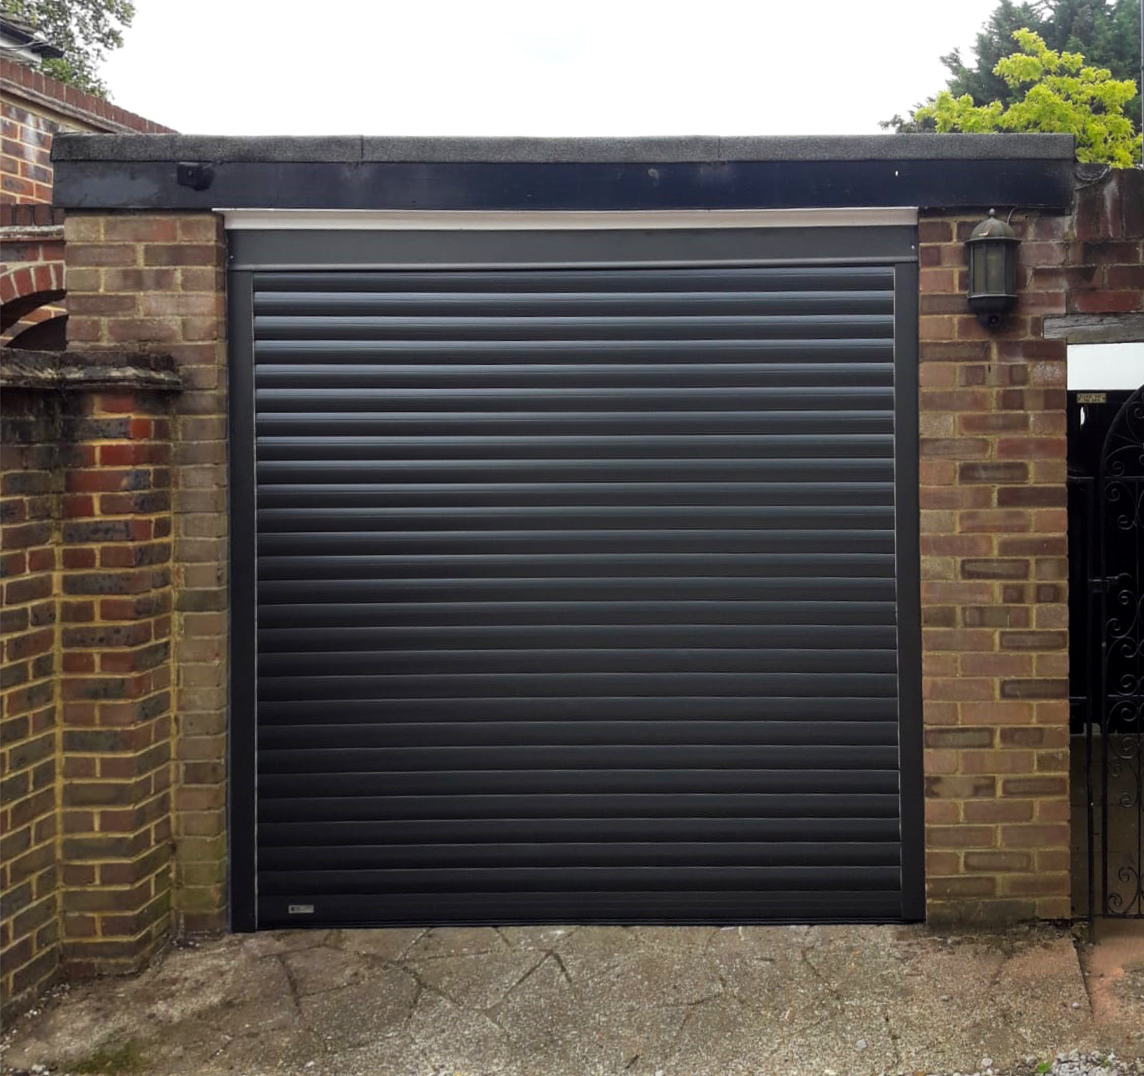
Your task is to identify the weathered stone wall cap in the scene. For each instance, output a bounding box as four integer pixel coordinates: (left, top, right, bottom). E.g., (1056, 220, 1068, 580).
(1, 349, 182, 392)
(52, 132, 1078, 164)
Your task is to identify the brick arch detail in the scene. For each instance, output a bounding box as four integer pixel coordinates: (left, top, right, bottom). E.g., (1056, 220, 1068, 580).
(1, 262, 66, 327)
(4, 311, 68, 350)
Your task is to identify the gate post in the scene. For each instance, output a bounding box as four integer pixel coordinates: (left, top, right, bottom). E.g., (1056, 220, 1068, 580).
(918, 213, 1072, 924)
(55, 361, 180, 975)
(63, 212, 230, 934)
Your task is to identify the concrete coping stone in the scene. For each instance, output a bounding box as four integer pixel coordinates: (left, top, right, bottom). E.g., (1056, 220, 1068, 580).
(51, 133, 1078, 164)
(0, 348, 182, 393)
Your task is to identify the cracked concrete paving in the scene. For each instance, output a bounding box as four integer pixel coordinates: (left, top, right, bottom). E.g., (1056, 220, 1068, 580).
(3, 923, 1142, 1076)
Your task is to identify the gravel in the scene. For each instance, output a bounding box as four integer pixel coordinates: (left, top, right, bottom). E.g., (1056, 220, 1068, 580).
(4, 1054, 1144, 1076)
(5, 1051, 1144, 1076)
(922, 1053, 1144, 1076)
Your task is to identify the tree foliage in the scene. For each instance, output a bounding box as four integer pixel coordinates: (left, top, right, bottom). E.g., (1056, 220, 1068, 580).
(912, 29, 1142, 165)
(1, 0, 135, 98)
(885, 0, 1141, 133)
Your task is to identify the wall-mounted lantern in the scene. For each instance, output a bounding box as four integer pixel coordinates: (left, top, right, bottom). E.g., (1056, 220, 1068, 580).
(965, 209, 1020, 328)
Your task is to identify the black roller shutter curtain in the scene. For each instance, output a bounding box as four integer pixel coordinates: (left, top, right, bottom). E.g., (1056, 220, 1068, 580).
(243, 261, 918, 925)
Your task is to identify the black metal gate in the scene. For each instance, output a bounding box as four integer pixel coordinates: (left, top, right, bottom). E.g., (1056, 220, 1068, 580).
(1073, 386, 1144, 920)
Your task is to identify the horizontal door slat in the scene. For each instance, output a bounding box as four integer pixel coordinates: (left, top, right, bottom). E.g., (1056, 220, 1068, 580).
(255, 530, 895, 556)
(256, 505, 896, 531)
(259, 720, 898, 750)
(257, 744, 900, 774)
(253, 290, 892, 317)
(254, 338, 894, 363)
(254, 313, 894, 341)
(257, 578, 898, 605)
(255, 411, 896, 435)
(256, 484, 895, 509)
(256, 648, 898, 677)
(256, 458, 894, 483)
(255, 362, 893, 389)
(255, 433, 895, 461)
(257, 624, 897, 652)
(253, 266, 894, 293)
(256, 553, 896, 583)
(255, 385, 894, 411)
(257, 769, 899, 796)
(256, 696, 899, 724)
(258, 816, 902, 844)
(259, 841, 901, 870)
(256, 792, 903, 822)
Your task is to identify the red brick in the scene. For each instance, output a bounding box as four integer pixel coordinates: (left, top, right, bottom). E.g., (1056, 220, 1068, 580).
(959, 511, 1032, 534)
(958, 462, 1028, 484)
(999, 630, 1067, 650)
(961, 606, 1029, 629)
(995, 438, 1066, 460)
(1106, 264, 1144, 290)
(959, 653, 1032, 678)
(928, 876, 997, 899)
(65, 243, 137, 268)
(963, 850, 1032, 872)
(959, 750, 1035, 775)
(963, 800, 1034, 824)
(1000, 824, 1069, 849)
(101, 216, 178, 243)
(926, 825, 996, 849)
(961, 559, 1030, 580)
(956, 415, 1030, 439)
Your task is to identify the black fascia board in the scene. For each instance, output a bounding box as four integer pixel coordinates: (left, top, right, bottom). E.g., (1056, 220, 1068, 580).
(51, 134, 1078, 212)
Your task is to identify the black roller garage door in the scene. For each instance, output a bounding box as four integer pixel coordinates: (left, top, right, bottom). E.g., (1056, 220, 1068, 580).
(229, 224, 922, 927)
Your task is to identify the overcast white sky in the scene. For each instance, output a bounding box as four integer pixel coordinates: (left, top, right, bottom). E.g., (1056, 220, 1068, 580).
(101, 0, 1006, 136)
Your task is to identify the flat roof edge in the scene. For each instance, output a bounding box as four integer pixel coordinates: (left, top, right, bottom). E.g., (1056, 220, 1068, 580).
(51, 132, 1078, 164)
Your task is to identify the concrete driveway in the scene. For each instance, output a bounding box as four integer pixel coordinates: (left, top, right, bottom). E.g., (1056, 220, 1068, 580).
(2, 923, 1142, 1076)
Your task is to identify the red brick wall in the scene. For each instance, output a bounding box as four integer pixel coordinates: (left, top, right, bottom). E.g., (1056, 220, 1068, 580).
(1, 89, 67, 345)
(1, 55, 173, 204)
(0, 393, 62, 1013)
(1, 54, 173, 348)
(0, 95, 54, 204)
(63, 213, 230, 934)
(1052, 169, 1144, 318)
(1, 355, 180, 1019)
(918, 168, 1143, 924)
(57, 390, 176, 977)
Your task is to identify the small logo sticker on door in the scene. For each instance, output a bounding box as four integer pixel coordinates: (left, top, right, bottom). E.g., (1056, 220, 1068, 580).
(288, 904, 315, 915)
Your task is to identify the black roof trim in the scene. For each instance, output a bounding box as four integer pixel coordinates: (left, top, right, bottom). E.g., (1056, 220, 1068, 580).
(53, 132, 1076, 164)
(50, 134, 1078, 214)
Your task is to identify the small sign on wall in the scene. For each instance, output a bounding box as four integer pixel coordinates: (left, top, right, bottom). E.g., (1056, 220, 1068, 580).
(1067, 342, 1144, 392)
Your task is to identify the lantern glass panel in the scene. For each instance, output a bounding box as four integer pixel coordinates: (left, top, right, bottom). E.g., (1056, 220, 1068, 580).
(988, 243, 1008, 294)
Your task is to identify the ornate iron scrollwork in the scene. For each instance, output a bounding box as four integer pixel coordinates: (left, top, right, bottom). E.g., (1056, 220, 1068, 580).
(1098, 386, 1144, 917)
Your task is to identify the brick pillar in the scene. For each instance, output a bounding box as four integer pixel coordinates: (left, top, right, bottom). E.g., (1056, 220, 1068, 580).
(64, 212, 229, 933)
(3, 351, 182, 1012)
(1, 390, 61, 1014)
(57, 388, 177, 974)
(918, 213, 1072, 924)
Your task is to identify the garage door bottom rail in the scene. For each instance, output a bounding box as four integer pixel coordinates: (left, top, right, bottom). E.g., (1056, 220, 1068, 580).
(256, 890, 905, 928)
